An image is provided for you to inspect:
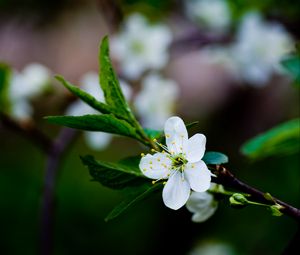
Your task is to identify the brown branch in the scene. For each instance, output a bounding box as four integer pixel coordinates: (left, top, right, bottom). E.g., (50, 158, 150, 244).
(0, 112, 52, 153)
(211, 165, 300, 221)
(39, 128, 78, 255)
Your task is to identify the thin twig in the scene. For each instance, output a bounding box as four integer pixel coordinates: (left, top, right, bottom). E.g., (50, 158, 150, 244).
(40, 128, 78, 255)
(0, 112, 52, 153)
(212, 165, 300, 221)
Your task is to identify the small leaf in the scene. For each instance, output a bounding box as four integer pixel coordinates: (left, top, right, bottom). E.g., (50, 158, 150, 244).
(99, 36, 131, 117)
(105, 183, 162, 221)
(269, 204, 283, 217)
(202, 151, 229, 165)
(55, 75, 112, 114)
(46, 114, 140, 139)
(0, 63, 11, 110)
(186, 121, 199, 130)
(241, 119, 300, 159)
(281, 56, 300, 86)
(81, 155, 146, 189)
(263, 192, 275, 202)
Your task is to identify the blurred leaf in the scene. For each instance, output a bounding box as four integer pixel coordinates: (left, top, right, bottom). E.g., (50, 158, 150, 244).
(105, 183, 162, 221)
(46, 114, 140, 139)
(55, 75, 112, 114)
(202, 151, 229, 165)
(99, 36, 131, 117)
(81, 155, 147, 190)
(0, 63, 11, 110)
(241, 119, 300, 159)
(281, 56, 300, 86)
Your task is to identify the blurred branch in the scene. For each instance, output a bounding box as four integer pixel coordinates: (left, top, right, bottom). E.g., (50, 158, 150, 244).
(96, 0, 123, 33)
(170, 31, 231, 55)
(40, 127, 78, 255)
(212, 165, 300, 221)
(0, 112, 52, 153)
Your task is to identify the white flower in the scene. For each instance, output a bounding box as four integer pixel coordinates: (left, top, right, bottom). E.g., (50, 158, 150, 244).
(111, 13, 172, 80)
(232, 12, 293, 86)
(189, 241, 236, 255)
(66, 72, 132, 150)
(139, 116, 211, 210)
(185, 0, 231, 32)
(186, 184, 219, 223)
(134, 73, 179, 130)
(8, 63, 50, 120)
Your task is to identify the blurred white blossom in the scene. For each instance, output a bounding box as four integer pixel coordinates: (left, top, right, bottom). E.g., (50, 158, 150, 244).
(134, 73, 179, 130)
(185, 0, 231, 32)
(186, 184, 219, 223)
(8, 63, 50, 120)
(111, 14, 172, 80)
(66, 72, 132, 150)
(232, 12, 294, 86)
(188, 241, 236, 255)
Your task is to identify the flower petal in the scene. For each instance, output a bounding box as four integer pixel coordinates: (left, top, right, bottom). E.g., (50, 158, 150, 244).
(164, 116, 188, 155)
(184, 160, 211, 192)
(139, 153, 172, 179)
(186, 133, 206, 163)
(162, 171, 190, 210)
(186, 191, 218, 223)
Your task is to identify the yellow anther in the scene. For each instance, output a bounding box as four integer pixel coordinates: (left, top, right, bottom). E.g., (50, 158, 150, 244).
(191, 164, 195, 169)
(141, 153, 145, 157)
(149, 161, 153, 164)
(172, 141, 176, 145)
(157, 158, 161, 162)
(152, 181, 156, 185)
(151, 149, 156, 152)
(150, 166, 153, 169)
(153, 139, 157, 142)
(163, 181, 167, 185)
(166, 134, 170, 138)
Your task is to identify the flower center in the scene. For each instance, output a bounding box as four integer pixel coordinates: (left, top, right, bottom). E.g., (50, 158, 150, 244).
(172, 154, 187, 171)
(131, 40, 144, 54)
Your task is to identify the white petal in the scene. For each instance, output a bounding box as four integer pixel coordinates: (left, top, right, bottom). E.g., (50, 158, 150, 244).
(139, 153, 172, 180)
(84, 132, 112, 150)
(162, 171, 190, 210)
(186, 191, 218, 223)
(186, 133, 206, 162)
(164, 116, 188, 155)
(184, 160, 211, 192)
(186, 191, 214, 212)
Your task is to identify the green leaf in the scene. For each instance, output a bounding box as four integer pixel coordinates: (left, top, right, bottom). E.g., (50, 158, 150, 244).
(241, 119, 300, 159)
(281, 56, 300, 86)
(143, 128, 163, 140)
(105, 183, 162, 221)
(202, 151, 229, 165)
(55, 75, 112, 114)
(46, 114, 140, 139)
(99, 36, 131, 117)
(0, 63, 11, 110)
(81, 155, 147, 190)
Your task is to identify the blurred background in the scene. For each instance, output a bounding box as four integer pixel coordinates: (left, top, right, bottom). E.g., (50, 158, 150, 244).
(0, 0, 299, 254)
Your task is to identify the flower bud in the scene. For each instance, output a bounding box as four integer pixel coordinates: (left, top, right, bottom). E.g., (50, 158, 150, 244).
(229, 193, 248, 208)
